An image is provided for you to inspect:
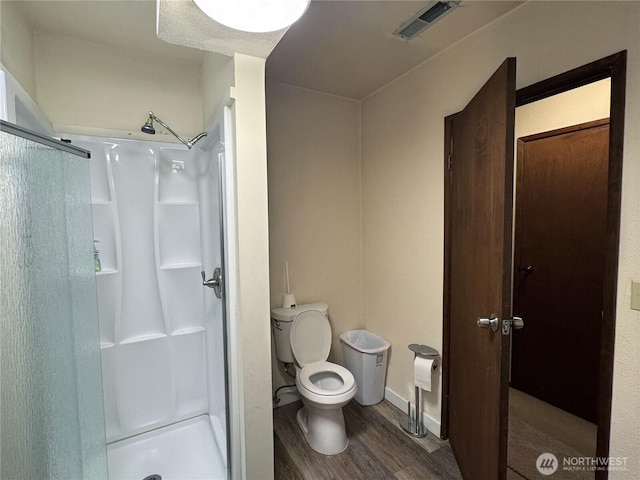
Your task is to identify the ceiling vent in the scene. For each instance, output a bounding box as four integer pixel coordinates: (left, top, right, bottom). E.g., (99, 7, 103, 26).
(393, 1, 458, 40)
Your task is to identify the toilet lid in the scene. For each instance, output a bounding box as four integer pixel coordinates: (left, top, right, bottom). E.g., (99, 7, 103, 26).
(290, 310, 331, 367)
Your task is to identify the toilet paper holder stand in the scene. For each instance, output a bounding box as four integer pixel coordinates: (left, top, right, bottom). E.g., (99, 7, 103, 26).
(399, 343, 439, 438)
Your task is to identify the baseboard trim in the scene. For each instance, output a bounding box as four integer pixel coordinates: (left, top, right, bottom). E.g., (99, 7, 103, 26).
(384, 386, 441, 437)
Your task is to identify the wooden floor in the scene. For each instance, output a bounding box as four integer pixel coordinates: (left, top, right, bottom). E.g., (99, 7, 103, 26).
(273, 400, 463, 480)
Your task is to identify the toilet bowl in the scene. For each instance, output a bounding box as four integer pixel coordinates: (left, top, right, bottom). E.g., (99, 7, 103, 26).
(290, 308, 357, 455)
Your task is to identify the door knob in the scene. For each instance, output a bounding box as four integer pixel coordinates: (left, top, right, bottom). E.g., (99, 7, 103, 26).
(521, 265, 534, 275)
(511, 316, 524, 329)
(477, 315, 499, 332)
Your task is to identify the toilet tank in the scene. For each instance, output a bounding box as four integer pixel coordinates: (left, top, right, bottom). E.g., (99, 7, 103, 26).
(271, 303, 328, 364)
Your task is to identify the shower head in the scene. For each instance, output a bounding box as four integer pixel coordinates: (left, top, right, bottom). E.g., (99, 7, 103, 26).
(141, 113, 156, 135)
(140, 111, 207, 149)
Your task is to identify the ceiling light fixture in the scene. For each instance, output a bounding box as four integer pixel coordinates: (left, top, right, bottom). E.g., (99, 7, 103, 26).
(192, 0, 311, 33)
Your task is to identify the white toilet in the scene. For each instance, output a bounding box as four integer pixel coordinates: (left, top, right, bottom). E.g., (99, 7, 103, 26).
(272, 303, 357, 455)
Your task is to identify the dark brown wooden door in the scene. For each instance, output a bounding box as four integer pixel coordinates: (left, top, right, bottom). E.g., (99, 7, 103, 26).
(448, 58, 516, 480)
(511, 120, 609, 423)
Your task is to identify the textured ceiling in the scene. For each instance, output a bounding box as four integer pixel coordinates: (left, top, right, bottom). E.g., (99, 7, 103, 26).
(156, 0, 288, 59)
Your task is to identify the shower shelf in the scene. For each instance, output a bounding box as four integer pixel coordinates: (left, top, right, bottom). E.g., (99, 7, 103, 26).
(120, 333, 167, 345)
(96, 268, 118, 276)
(172, 326, 205, 336)
(156, 201, 198, 206)
(159, 263, 201, 270)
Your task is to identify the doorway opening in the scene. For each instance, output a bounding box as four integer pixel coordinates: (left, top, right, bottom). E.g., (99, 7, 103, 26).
(508, 80, 611, 479)
(441, 51, 626, 480)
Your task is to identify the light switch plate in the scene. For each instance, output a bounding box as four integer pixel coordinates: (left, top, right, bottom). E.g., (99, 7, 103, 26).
(632, 281, 640, 311)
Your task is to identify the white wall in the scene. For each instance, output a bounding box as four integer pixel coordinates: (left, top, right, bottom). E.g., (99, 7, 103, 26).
(516, 79, 611, 139)
(266, 82, 362, 391)
(32, 31, 202, 139)
(232, 53, 274, 480)
(0, 1, 37, 101)
(202, 51, 234, 127)
(360, 1, 639, 474)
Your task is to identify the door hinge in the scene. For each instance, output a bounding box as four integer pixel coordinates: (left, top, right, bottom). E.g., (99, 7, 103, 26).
(447, 155, 452, 171)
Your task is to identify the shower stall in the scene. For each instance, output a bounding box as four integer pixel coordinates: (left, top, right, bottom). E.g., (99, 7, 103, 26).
(1, 69, 237, 479)
(77, 113, 232, 478)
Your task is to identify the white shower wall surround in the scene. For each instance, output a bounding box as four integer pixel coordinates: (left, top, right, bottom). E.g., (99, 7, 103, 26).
(68, 135, 226, 450)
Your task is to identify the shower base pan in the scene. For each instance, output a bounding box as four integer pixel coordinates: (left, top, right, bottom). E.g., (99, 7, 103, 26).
(107, 415, 226, 480)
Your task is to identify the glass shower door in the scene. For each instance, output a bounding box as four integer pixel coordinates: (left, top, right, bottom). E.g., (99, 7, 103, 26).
(0, 122, 108, 479)
(197, 113, 232, 477)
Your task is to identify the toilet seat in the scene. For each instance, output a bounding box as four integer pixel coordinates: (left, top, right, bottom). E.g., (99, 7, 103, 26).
(298, 361, 356, 396)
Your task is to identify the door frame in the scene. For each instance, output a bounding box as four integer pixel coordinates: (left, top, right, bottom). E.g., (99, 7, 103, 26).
(441, 51, 626, 479)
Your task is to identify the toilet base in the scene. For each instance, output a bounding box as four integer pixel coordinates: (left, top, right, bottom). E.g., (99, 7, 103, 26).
(296, 405, 348, 455)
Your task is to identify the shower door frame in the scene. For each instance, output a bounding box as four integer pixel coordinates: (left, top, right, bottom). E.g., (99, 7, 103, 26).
(205, 98, 240, 480)
(209, 104, 232, 478)
(1, 120, 89, 156)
